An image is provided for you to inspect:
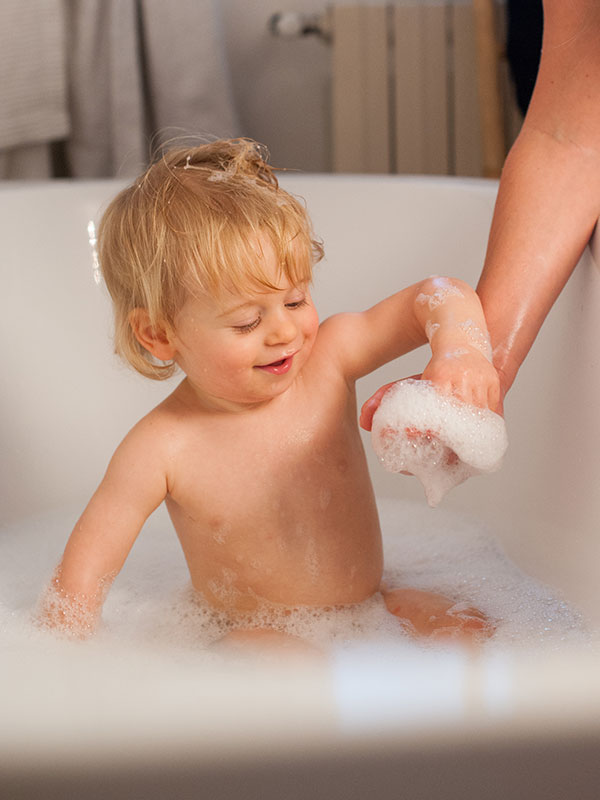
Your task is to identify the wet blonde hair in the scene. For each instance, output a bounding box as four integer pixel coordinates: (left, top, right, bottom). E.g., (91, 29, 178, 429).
(98, 138, 324, 380)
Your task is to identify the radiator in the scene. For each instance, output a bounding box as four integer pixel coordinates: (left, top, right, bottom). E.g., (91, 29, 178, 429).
(330, 1, 517, 177)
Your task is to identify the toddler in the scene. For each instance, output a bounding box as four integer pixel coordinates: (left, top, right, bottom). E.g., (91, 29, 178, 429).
(41, 139, 500, 649)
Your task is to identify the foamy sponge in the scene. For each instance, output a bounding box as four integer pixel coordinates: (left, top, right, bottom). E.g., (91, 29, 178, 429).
(371, 379, 508, 507)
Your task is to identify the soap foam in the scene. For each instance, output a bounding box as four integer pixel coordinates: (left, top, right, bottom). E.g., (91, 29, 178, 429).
(458, 318, 493, 361)
(1, 502, 590, 665)
(425, 320, 440, 342)
(415, 281, 465, 310)
(371, 379, 508, 507)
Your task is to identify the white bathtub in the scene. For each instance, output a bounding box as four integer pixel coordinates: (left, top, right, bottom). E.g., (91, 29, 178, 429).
(2, 175, 600, 799)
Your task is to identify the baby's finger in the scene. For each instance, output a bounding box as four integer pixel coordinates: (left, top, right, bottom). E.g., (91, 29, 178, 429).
(359, 382, 396, 431)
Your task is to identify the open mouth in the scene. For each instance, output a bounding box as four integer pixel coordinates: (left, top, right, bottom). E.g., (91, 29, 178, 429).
(255, 354, 295, 375)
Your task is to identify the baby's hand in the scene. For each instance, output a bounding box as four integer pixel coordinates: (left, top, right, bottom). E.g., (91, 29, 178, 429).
(421, 346, 501, 413)
(359, 351, 501, 434)
(359, 374, 422, 432)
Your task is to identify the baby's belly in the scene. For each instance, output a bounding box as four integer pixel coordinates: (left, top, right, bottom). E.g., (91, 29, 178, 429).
(169, 496, 384, 612)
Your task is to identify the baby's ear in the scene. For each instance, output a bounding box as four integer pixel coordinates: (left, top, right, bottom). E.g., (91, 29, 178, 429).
(128, 309, 176, 361)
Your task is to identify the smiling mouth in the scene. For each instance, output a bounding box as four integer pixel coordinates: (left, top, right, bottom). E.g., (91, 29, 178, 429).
(255, 354, 295, 374)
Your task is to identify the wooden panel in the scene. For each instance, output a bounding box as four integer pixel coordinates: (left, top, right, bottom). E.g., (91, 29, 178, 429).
(472, 0, 505, 177)
(393, 5, 424, 173)
(422, 4, 449, 174)
(393, 3, 448, 175)
(331, 5, 390, 173)
(452, 2, 483, 176)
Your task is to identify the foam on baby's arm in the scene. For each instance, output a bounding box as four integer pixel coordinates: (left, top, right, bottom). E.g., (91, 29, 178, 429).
(414, 277, 500, 412)
(417, 278, 493, 359)
(37, 413, 170, 638)
(36, 564, 116, 638)
(371, 379, 507, 507)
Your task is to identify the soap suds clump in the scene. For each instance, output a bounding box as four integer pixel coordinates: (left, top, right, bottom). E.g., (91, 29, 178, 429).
(371, 379, 508, 507)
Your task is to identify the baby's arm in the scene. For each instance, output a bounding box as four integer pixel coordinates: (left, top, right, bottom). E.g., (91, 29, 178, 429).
(323, 275, 500, 415)
(38, 417, 169, 637)
(414, 277, 500, 410)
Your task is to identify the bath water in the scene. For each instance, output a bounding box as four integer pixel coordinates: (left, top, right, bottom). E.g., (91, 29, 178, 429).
(0, 498, 591, 664)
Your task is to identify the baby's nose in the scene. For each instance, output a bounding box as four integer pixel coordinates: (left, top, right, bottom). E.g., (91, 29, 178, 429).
(265, 310, 297, 345)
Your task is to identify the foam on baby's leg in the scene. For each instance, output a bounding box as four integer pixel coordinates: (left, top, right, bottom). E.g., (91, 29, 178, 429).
(371, 379, 508, 507)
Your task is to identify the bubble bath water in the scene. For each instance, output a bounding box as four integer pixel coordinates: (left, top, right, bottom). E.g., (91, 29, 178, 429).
(0, 498, 591, 664)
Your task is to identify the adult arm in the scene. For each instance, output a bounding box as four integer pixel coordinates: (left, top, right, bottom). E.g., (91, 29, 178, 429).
(476, 0, 600, 401)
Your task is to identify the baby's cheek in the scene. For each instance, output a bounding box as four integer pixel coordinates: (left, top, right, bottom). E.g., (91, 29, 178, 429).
(306, 309, 320, 339)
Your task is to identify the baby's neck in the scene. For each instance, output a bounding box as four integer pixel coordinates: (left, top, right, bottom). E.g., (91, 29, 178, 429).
(173, 376, 293, 416)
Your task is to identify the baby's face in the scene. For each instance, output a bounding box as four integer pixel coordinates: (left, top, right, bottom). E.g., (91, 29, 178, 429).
(169, 239, 319, 411)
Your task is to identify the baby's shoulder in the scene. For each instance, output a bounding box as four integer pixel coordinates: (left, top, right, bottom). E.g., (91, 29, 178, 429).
(118, 394, 189, 460)
(312, 312, 366, 376)
(316, 312, 360, 352)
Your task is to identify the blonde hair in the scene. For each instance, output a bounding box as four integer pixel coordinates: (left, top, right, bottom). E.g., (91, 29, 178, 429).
(98, 138, 324, 380)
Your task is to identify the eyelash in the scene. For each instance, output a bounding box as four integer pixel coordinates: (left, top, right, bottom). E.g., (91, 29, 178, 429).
(234, 317, 261, 334)
(233, 298, 308, 334)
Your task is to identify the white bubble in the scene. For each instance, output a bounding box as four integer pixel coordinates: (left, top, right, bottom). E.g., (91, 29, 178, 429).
(416, 282, 465, 311)
(425, 320, 440, 342)
(458, 319, 493, 361)
(371, 379, 508, 507)
(34, 566, 115, 639)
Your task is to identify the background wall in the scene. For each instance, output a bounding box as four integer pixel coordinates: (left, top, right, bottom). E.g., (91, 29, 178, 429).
(222, 0, 332, 172)
(0, 0, 524, 179)
(221, 0, 522, 176)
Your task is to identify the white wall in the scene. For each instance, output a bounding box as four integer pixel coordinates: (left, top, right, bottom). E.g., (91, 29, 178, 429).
(221, 0, 332, 172)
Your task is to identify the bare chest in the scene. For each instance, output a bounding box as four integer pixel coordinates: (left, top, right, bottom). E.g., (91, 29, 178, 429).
(163, 380, 382, 607)
(170, 385, 362, 527)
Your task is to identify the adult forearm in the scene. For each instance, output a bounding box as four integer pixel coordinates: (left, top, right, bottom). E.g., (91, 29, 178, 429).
(477, 0, 600, 398)
(477, 129, 599, 396)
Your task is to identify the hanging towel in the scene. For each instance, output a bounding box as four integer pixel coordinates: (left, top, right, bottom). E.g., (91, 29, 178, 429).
(140, 0, 240, 147)
(66, 0, 239, 178)
(0, 0, 69, 176)
(65, 0, 146, 177)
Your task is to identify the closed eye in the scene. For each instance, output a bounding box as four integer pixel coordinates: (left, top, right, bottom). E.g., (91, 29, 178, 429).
(285, 298, 308, 310)
(233, 316, 261, 334)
